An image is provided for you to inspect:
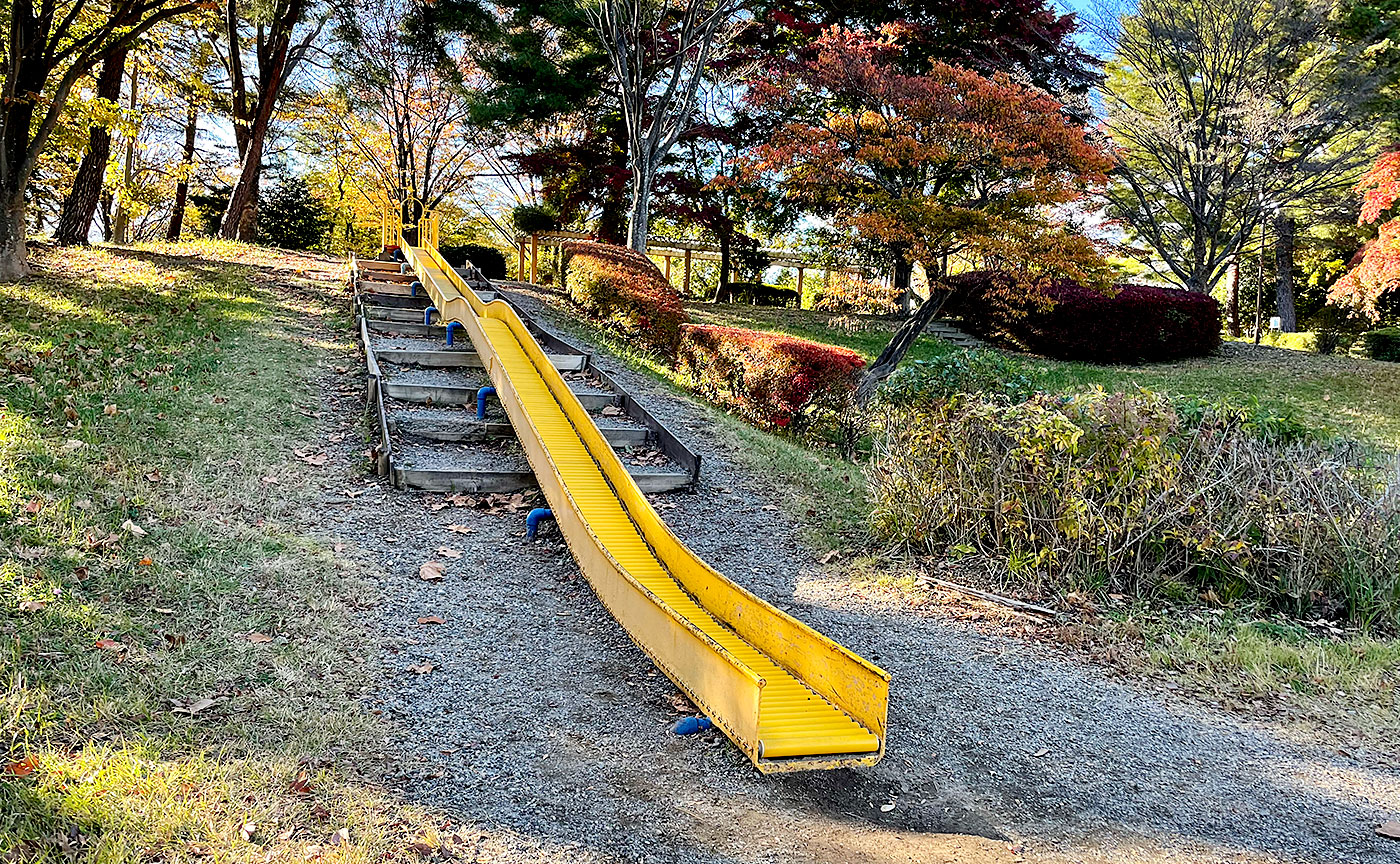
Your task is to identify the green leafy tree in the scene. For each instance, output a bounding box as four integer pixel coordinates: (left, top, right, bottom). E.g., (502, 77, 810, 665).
(257, 176, 332, 250)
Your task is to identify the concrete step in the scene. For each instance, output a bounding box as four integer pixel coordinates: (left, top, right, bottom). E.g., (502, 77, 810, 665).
(375, 346, 586, 372)
(365, 298, 498, 324)
(357, 280, 419, 296)
(358, 291, 430, 309)
(382, 375, 618, 412)
(390, 409, 651, 447)
(390, 438, 687, 494)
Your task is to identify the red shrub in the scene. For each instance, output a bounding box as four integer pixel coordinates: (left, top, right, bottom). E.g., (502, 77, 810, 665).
(677, 324, 866, 430)
(563, 242, 687, 355)
(946, 271, 1221, 363)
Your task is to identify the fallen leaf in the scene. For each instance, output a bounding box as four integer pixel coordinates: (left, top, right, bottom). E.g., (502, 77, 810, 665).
(95, 638, 125, 651)
(145, 470, 162, 483)
(4, 756, 38, 777)
(436, 547, 462, 559)
(1031, 748, 1050, 758)
(154, 607, 175, 614)
(1378, 821, 1400, 840)
(240, 822, 257, 842)
(446, 524, 475, 535)
(417, 615, 445, 625)
(120, 519, 148, 537)
(103, 404, 118, 416)
(261, 475, 280, 485)
(289, 772, 314, 795)
(328, 828, 350, 846)
(164, 632, 187, 648)
(407, 661, 434, 674)
(879, 802, 896, 813)
(138, 557, 153, 566)
(304, 844, 324, 860)
(171, 697, 220, 716)
(419, 561, 446, 582)
(73, 566, 90, 581)
(61, 438, 85, 452)
(300, 453, 330, 467)
(408, 839, 436, 855)
(247, 632, 274, 644)
(601, 406, 622, 417)
(24, 498, 42, 514)
(820, 550, 841, 564)
(63, 406, 78, 421)
(18, 600, 47, 612)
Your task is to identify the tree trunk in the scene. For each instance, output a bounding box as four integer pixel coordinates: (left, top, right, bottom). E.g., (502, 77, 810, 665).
(0, 197, 29, 280)
(55, 48, 129, 246)
(112, 62, 140, 245)
(626, 162, 651, 253)
(1225, 258, 1240, 337)
(219, 28, 292, 241)
(1274, 212, 1297, 332)
(716, 229, 732, 300)
(891, 248, 914, 312)
(854, 287, 950, 405)
(166, 97, 198, 241)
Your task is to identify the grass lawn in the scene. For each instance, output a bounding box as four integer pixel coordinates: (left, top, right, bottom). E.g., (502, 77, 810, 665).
(682, 300, 1400, 448)
(0, 242, 436, 863)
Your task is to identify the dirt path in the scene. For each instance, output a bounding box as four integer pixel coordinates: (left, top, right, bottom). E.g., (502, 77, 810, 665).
(320, 286, 1400, 864)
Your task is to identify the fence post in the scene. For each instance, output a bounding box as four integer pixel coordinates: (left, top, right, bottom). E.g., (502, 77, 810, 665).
(683, 249, 692, 295)
(517, 241, 526, 281)
(530, 233, 539, 284)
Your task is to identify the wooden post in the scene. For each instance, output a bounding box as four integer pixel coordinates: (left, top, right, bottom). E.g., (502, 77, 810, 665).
(796, 267, 805, 301)
(664, 255, 671, 280)
(517, 242, 526, 281)
(530, 233, 539, 285)
(683, 249, 692, 295)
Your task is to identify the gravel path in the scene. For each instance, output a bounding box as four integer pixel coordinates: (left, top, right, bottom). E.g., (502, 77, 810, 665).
(322, 287, 1400, 864)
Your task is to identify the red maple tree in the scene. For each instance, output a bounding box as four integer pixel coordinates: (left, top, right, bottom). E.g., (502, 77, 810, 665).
(743, 25, 1112, 298)
(1332, 150, 1400, 320)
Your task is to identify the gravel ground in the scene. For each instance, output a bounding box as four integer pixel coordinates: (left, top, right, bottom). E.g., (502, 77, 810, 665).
(318, 285, 1400, 864)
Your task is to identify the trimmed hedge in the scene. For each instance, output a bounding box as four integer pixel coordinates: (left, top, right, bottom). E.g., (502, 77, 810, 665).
(562, 242, 688, 356)
(1363, 327, 1400, 361)
(438, 244, 508, 280)
(677, 324, 866, 430)
(946, 271, 1222, 363)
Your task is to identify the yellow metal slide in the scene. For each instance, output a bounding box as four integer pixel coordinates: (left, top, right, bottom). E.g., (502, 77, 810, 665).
(399, 241, 889, 772)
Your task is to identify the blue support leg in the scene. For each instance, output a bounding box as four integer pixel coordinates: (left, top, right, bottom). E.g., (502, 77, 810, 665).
(410, 279, 422, 297)
(476, 386, 496, 420)
(423, 306, 438, 325)
(526, 508, 554, 540)
(445, 321, 464, 347)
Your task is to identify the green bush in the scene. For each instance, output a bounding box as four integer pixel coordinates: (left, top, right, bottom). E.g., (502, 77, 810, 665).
(511, 204, 559, 235)
(439, 243, 508, 280)
(868, 388, 1400, 628)
(877, 349, 1042, 407)
(1363, 327, 1400, 361)
(257, 177, 331, 251)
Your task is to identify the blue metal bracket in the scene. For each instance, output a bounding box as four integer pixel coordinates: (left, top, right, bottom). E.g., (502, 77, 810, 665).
(445, 321, 464, 347)
(423, 306, 438, 325)
(476, 386, 496, 419)
(526, 508, 554, 540)
(409, 279, 422, 297)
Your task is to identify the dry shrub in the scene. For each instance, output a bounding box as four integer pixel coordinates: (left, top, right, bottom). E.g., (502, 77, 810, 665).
(869, 389, 1400, 628)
